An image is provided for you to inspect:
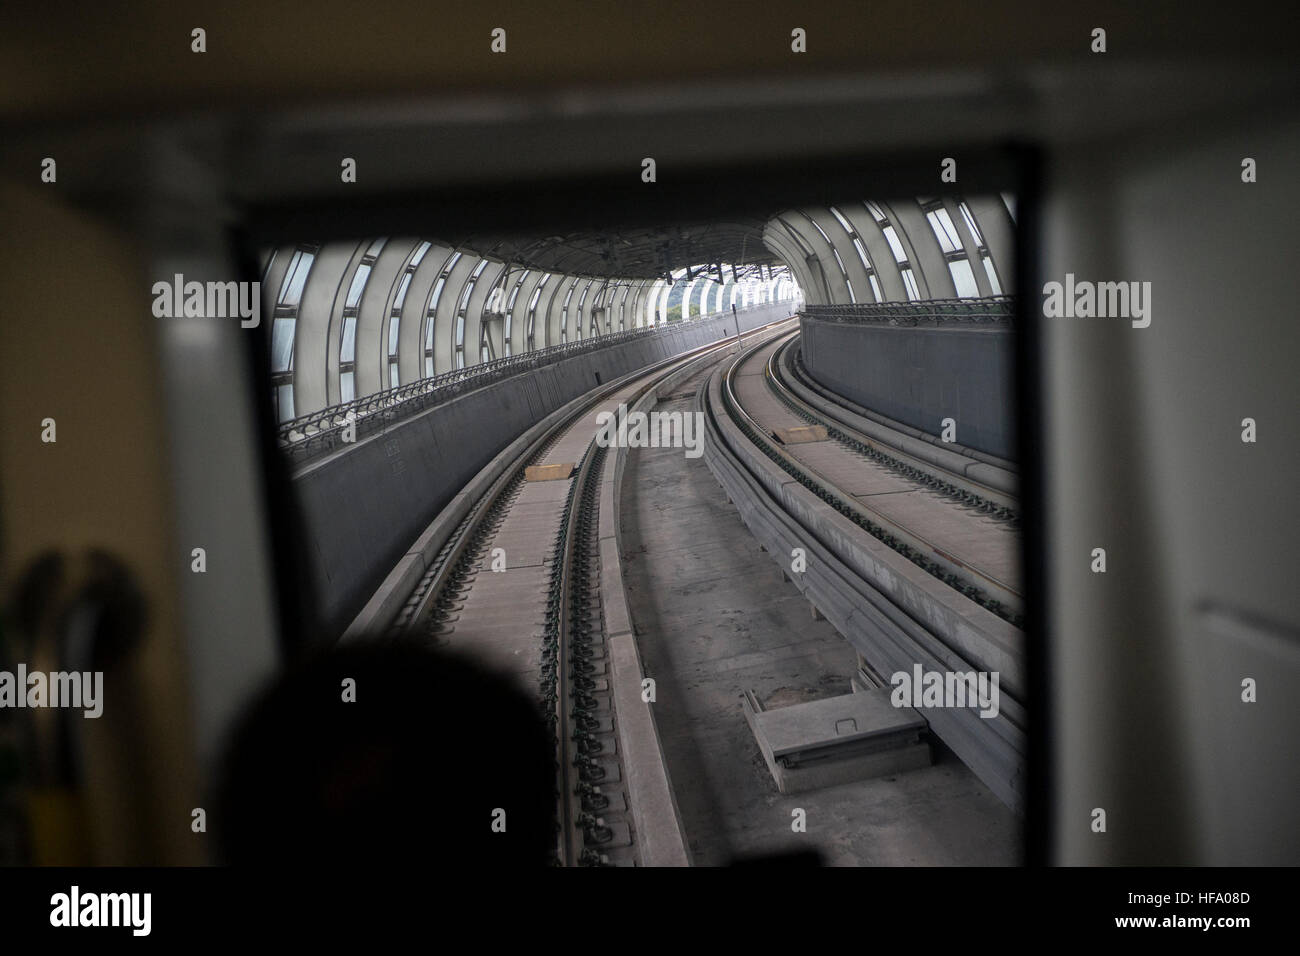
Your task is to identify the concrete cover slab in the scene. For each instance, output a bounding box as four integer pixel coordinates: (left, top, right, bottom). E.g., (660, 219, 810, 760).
(753, 688, 925, 760)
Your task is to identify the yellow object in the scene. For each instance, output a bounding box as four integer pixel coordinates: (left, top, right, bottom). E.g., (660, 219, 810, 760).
(26, 787, 89, 865)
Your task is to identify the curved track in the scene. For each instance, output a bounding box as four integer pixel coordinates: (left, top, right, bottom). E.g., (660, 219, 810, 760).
(724, 331, 1023, 626)
(370, 318, 798, 864)
(700, 327, 1028, 809)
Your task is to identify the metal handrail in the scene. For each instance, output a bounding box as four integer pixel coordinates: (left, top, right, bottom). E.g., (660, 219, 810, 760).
(278, 302, 788, 464)
(801, 295, 1015, 327)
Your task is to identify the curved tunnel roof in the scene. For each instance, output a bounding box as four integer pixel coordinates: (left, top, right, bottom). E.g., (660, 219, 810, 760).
(263, 195, 1015, 425)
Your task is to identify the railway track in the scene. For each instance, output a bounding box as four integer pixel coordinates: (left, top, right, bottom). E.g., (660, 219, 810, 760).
(724, 332, 1023, 627)
(371, 317, 798, 864)
(700, 327, 1027, 809)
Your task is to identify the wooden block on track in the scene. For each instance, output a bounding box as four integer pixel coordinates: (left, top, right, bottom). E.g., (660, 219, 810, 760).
(525, 462, 576, 482)
(772, 424, 829, 444)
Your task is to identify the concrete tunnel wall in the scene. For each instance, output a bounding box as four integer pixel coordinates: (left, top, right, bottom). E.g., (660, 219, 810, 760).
(295, 303, 792, 643)
(799, 313, 1017, 461)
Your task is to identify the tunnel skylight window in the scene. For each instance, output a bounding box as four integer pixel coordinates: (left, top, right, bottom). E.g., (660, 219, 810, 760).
(801, 212, 855, 304)
(576, 281, 591, 338)
(851, 237, 873, 273)
(948, 258, 980, 298)
(409, 240, 432, 267)
(561, 283, 575, 340)
(926, 208, 963, 254)
(271, 318, 295, 372)
(805, 216, 834, 246)
(506, 271, 529, 311)
(458, 268, 481, 311)
(278, 250, 314, 307)
(527, 274, 550, 349)
(345, 264, 371, 308)
(393, 272, 412, 310)
(983, 256, 1003, 295)
(340, 316, 356, 363)
(829, 205, 855, 234)
(882, 225, 908, 263)
(958, 202, 984, 246)
(429, 276, 447, 312)
(831, 249, 856, 303)
(901, 267, 921, 300)
(453, 260, 490, 368)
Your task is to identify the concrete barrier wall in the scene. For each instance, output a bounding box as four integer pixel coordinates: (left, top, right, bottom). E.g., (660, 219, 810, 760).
(294, 303, 791, 643)
(798, 314, 1016, 461)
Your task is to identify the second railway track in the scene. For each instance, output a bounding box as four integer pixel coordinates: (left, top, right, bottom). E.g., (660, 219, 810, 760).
(722, 331, 1024, 626)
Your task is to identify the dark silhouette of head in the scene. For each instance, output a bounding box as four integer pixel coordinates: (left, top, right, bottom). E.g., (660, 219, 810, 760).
(216, 642, 555, 866)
